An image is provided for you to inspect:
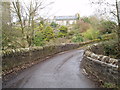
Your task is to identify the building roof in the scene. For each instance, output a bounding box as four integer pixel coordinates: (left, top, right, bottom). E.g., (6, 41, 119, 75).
(54, 16, 78, 20)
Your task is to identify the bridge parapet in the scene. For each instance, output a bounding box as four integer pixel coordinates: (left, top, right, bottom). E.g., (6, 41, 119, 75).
(81, 43, 119, 87)
(2, 38, 111, 82)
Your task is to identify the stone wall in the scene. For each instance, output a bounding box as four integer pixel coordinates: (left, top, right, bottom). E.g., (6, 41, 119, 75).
(3, 38, 106, 74)
(81, 43, 119, 86)
(2, 38, 111, 81)
(2, 44, 79, 72)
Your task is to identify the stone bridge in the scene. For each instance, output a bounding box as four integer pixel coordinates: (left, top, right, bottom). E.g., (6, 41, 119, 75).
(81, 43, 119, 88)
(2, 38, 119, 88)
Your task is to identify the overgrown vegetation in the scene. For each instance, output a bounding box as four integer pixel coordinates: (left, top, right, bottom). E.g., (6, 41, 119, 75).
(2, 1, 118, 60)
(72, 34, 84, 43)
(103, 82, 119, 89)
(58, 26, 68, 38)
(83, 28, 100, 40)
(2, 14, 117, 50)
(102, 38, 119, 59)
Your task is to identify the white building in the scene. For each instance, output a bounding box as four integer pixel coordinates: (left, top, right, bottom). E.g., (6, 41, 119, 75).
(54, 14, 80, 26)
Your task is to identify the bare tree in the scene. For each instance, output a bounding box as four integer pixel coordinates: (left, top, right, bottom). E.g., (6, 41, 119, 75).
(12, 0, 54, 47)
(12, 1, 24, 35)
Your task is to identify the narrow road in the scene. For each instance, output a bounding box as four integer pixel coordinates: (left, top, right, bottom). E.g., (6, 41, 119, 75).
(3, 49, 97, 88)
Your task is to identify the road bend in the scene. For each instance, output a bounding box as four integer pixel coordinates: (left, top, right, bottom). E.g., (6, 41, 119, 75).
(3, 49, 97, 88)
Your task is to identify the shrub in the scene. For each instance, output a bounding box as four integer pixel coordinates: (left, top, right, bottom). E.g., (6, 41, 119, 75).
(34, 26, 55, 46)
(58, 26, 68, 37)
(50, 22, 58, 28)
(72, 34, 84, 43)
(99, 20, 117, 34)
(2, 25, 27, 50)
(41, 26, 55, 41)
(33, 32, 45, 46)
(103, 40, 118, 58)
(83, 28, 100, 40)
(103, 83, 118, 88)
(68, 30, 76, 36)
(66, 30, 76, 39)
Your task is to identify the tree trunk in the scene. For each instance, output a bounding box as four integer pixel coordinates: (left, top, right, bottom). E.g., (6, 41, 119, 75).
(116, 1, 120, 87)
(116, 0, 120, 58)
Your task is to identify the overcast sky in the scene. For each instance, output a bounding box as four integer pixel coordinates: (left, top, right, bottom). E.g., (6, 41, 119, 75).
(10, 0, 120, 20)
(18, 0, 95, 19)
(38, 0, 97, 19)
(48, 0, 94, 17)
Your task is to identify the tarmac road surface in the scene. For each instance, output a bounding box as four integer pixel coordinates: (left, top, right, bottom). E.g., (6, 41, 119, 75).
(3, 49, 97, 88)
